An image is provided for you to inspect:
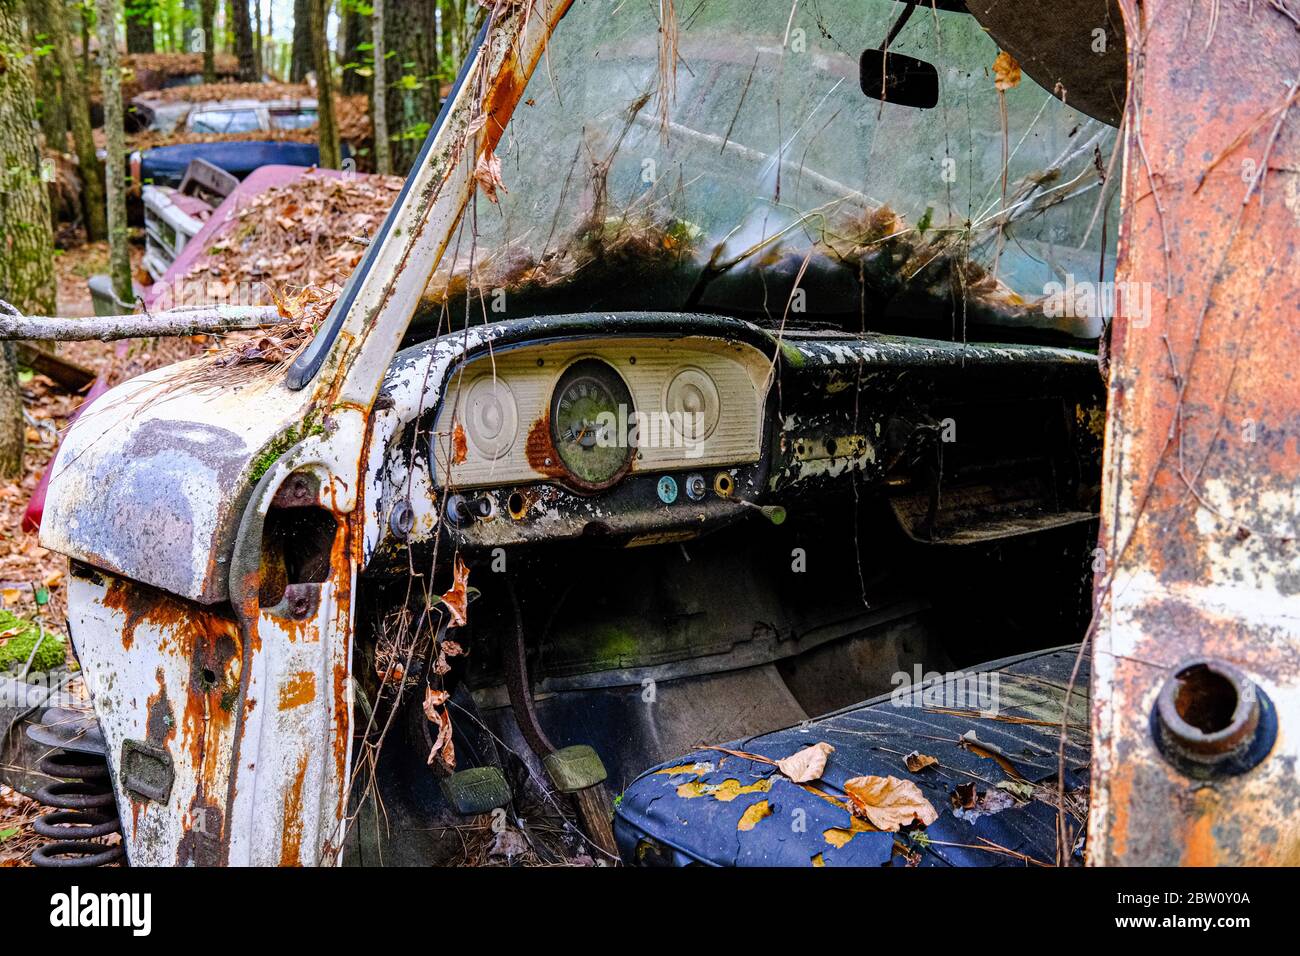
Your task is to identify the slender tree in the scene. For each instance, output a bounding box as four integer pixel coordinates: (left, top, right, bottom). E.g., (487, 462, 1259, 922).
(231, 0, 255, 79)
(339, 0, 367, 95)
(51, 0, 106, 241)
(384, 0, 437, 174)
(95, 0, 132, 305)
(200, 0, 216, 81)
(372, 0, 390, 175)
(0, 0, 58, 474)
(27, 0, 67, 148)
(125, 0, 156, 53)
(310, 0, 340, 169)
(80, 2, 91, 76)
(253, 0, 262, 76)
(290, 0, 311, 82)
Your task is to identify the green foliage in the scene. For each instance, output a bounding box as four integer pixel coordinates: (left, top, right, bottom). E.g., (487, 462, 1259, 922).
(0, 610, 66, 673)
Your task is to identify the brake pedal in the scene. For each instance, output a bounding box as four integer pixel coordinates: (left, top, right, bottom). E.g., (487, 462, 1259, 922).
(440, 766, 512, 815)
(543, 745, 607, 793)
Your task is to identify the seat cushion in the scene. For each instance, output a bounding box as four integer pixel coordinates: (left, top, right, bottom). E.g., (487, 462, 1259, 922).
(614, 645, 1091, 866)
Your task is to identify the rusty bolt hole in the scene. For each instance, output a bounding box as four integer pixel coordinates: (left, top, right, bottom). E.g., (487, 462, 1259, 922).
(1153, 658, 1276, 778)
(1172, 664, 1238, 734)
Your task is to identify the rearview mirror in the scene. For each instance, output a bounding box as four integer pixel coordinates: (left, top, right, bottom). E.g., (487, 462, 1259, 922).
(859, 49, 940, 109)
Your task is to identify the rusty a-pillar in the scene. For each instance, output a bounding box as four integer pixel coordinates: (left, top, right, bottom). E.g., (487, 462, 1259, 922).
(1092, 1, 1300, 865)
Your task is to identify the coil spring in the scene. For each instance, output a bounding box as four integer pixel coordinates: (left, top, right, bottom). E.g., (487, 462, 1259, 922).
(31, 748, 124, 867)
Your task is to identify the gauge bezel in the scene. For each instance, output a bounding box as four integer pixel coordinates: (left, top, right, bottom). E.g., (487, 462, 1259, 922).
(548, 358, 636, 493)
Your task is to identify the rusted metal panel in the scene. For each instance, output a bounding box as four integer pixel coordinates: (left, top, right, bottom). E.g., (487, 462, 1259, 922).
(67, 542, 353, 865)
(1091, 1, 1300, 865)
(40, 366, 317, 603)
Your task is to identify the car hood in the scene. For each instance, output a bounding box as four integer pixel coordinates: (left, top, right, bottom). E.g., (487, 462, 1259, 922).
(40, 359, 313, 604)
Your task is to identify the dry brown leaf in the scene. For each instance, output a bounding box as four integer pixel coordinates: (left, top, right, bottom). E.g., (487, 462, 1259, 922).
(952, 781, 978, 810)
(473, 150, 508, 204)
(775, 742, 834, 783)
(440, 554, 470, 627)
(425, 703, 455, 772)
(993, 51, 1022, 92)
(903, 750, 938, 773)
(432, 638, 466, 677)
(422, 686, 450, 721)
(843, 775, 939, 832)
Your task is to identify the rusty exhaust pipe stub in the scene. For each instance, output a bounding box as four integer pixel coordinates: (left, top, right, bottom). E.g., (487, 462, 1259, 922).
(1151, 659, 1276, 780)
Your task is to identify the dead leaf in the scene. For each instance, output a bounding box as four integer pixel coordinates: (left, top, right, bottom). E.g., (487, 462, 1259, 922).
(953, 786, 1016, 822)
(775, 742, 834, 783)
(473, 150, 508, 203)
(996, 780, 1036, 801)
(440, 554, 470, 627)
(843, 775, 939, 832)
(952, 782, 978, 810)
(903, 750, 938, 773)
(451, 422, 468, 465)
(42, 570, 63, 589)
(993, 51, 1022, 92)
(958, 730, 1026, 781)
(425, 702, 455, 773)
(432, 638, 466, 677)
(422, 686, 450, 721)
(488, 825, 529, 861)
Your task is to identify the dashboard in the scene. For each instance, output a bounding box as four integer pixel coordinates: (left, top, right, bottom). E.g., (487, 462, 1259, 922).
(430, 336, 773, 496)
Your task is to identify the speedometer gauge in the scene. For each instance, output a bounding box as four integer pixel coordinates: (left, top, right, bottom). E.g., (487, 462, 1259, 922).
(549, 359, 635, 491)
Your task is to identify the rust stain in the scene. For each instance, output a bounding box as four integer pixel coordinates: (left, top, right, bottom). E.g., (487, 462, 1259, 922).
(278, 671, 318, 711)
(1182, 789, 1219, 867)
(524, 414, 565, 479)
(1094, 0, 1300, 866)
(280, 753, 309, 867)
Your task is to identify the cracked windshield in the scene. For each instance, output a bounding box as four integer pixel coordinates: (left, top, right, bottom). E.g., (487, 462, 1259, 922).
(428, 0, 1118, 343)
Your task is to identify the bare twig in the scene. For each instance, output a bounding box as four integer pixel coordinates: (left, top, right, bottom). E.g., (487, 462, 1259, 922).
(0, 303, 285, 342)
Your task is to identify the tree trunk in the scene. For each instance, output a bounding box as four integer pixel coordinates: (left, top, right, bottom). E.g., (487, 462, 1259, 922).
(200, 0, 216, 81)
(95, 0, 132, 305)
(27, 0, 67, 149)
(339, 0, 367, 95)
(290, 0, 311, 82)
(81, 2, 91, 75)
(0, 1, 58, 476)
(253, 0, 262, 76)
(231, 0, 255, 80)
(385, 0, 437, 175)
(51, 0, 107, 241)
(310, 0, 340, 169)
(371, 0, 390, 175)
(125, 0, 155, 53)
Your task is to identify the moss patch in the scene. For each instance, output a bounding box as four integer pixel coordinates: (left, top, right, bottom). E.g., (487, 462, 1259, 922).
(0, 610, 66, 672)
(249, 413, 326, 484)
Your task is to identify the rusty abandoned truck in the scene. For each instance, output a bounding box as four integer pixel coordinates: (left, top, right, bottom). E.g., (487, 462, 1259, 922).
(9, 0, 1298, 866)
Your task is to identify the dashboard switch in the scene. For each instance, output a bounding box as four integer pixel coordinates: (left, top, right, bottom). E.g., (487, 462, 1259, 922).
(684, 474, 707, 501)
(657, 476, 679, 504)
